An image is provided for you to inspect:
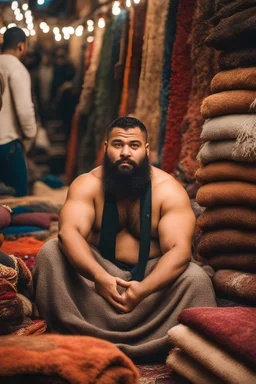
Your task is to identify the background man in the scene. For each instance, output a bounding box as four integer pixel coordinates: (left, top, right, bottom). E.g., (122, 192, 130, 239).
(34, 117, 216, 360)
(0, 27, 37, 196)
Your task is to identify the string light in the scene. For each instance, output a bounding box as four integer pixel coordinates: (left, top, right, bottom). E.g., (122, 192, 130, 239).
(87, 36, 94, 43)
(27, 23, 34, 30)
(30, 29, 36, 36)
(64, 33, 70, 40)
(40, 22, 47, 29)
(16, 13, 23, 21)
(126, 0, 131, 7)
(22, 28, 29, 36)
(98, 17, 105, 29)
(133, 0, 140, 3)
(42, 25, 50, 33)
(55, 33, 62, 41)
(0, 26, 7, 34)
(87, 25, 94, 32)
(112, 1, 121, 15)
(8, 23, 17, 29)
(22, 4, 29, 11)
(25, 10, 32, 18)
(14, 8, 21, 16)
(53, 27, 60, 34)
(68, 26, 75, 35)
(26, 16, 33, 24)
(37, 0, 45, 5)
(75, 25, 84, 37)
(11, 1, 18, 11)
(87, 20, 94, 26)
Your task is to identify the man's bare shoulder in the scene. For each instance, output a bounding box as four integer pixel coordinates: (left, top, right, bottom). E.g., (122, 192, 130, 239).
(68, 166, 103, 198)
(151, 166, 190, 205)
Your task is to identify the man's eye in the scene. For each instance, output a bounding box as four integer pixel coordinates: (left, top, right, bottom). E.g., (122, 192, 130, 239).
(131, 144, 139, 148)
(114, 143, 121, 147)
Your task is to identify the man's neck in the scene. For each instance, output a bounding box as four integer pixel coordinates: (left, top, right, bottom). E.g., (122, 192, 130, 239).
(3, 50, 19, 60)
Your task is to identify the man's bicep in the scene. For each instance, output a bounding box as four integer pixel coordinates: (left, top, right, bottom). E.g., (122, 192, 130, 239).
(158, 204, 195, 255)
(59, 191, 95, 239)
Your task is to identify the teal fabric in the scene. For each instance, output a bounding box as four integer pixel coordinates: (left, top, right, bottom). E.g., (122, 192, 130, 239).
(2, 226, 44, 235)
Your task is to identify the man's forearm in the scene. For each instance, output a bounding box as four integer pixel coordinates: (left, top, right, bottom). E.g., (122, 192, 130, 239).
(58, 228, 108, 282)
(139, 246, 191, 298)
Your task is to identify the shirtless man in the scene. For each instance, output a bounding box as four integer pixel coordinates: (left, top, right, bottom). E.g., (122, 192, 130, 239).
(34, 116, 216, 358)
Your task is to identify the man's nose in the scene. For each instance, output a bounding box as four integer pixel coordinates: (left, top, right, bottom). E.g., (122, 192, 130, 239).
(120, 145, 131, 157)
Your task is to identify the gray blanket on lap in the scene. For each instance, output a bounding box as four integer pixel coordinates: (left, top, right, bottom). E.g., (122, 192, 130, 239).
(33, 239, 216, 359)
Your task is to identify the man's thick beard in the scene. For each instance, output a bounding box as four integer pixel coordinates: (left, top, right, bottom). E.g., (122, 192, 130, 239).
(103, 152, 151, 199)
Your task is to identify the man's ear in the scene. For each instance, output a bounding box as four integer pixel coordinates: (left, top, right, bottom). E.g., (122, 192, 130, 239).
(146, 143, 150, 156)
(17, 42, 24, 52)
(104, 141, 108, 153)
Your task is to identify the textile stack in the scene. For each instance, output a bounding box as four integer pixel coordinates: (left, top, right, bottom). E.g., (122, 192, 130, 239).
(166, 307, 256, 383)
(195, 0, 256, 306)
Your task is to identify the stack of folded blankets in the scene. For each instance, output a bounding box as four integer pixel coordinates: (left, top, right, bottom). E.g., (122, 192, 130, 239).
(167, 307, 256, 384)
(0, 250, 47, 336)
(195, 0, 256, 306)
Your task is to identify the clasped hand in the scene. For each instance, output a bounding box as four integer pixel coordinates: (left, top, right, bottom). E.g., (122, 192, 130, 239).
(95, 274, 145, 313)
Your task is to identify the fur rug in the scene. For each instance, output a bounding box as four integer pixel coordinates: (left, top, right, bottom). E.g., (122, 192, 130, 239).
(195, 161, 256, 184)
(161, 0, 195, 172)
(218, 48, 256, 70)
(200, 114, 256, 142)
(198, 206, 256, 230)
(177, 307, 256, 369)
(0, 334, 139, 384)
(167, 324, 256, 383)
(158, 0, 180, 158)
(211, 67, 256, 93)
(196, 181, 256, 207)
(206, 7, 256, 50)
(198, 229, 256, 257)
(211, 0, 256, 26)
(201, 90, 256, 119)
(213, 270, 256, 305)
(209, 254, 256, 272)
(177, 0, 215, 182)
(134, 0, 170, 152)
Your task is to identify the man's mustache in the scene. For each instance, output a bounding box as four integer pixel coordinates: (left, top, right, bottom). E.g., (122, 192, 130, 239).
(114, 159, 137, 167)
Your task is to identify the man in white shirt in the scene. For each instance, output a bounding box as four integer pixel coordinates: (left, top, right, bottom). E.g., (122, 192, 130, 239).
(0, 27, 37, 196)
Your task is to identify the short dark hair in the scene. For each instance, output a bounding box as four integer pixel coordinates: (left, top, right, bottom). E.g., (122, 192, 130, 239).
(2, 27, 26, 52)
(106, 116, 148, 141)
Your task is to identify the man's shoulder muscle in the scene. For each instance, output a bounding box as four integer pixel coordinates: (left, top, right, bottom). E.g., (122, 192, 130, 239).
(67, 169, 102, 200)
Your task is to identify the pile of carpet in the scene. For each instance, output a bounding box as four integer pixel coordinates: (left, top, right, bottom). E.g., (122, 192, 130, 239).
(195, 0, 256, 306)
(166, 307, 256, 383)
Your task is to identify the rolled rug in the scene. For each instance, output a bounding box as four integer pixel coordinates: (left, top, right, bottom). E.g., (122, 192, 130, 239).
(213, 269, 256, 305)
(197, 140, 256, 164)
(0, 206, 11, 230)
(197, 206, 256, 230)
(177, 307, 256, 370)
(197, 229, 256, 257)
(11, 213, 59, 229)
(196, 181, 256, 207)
(211, 67, 256, 93)
(0, 334, 139, 384)
(205, 7, 256, 51)
(208, 254, 256, 272)
(200, 114, 256, 142)
(218, 48, 256, 70)
(167, 348, 221, 384)
(211, 0, 256, 26)
(201, 90, 256, 119)
(167, 324, 256, 383)
(195, 161, 256, 184)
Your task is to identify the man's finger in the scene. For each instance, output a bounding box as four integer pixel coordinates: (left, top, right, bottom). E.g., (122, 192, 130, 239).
(116, 278, 131, 288)
(109, 298, 127, 313)
(111, 292, 124, 304)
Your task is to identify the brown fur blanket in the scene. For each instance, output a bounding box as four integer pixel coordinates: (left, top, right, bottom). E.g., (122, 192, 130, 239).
(196, 181, 256, 207)
(201, 90, 256, 119)
(197, 206, 256, 230)
(213, 269, 256, 305)
(211, 0, 256, 26)
(0, 334, 139, 383)
(197, 229, 256, 257)
(218, 48, 256, 70)
(196, 161, 256, 184)
(208, 254, 256, 272)
(211, 67, 256, 93)
(205, 7, 256, 50)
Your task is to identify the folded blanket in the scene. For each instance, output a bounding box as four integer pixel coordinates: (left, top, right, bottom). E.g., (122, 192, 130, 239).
(196, 161, 256, 183)
(205, 7, 256, 50)
(167, 324, 256, 383)
(1, 237, 44, 258)
(198, 229, 256, 257)
(213, 269, 256, 305)
(178, 307, 256, 369)
(0, 264, 17, 287)
(11, 318, 47, 336)
(167, 348, 221, 384)
(197, 206, 256, 230)
(11, 213, 59, 229)
(208, 254, 256, 272)
(0, 334, 139, 384)
(211, 68, 256, 93)
(218, 48, 256, 70)
(197, 139, 256, 164)
(200, 114, 256, 142)
(201, 90, 256, 119)
(196, 181, 256, 207)
(0, 296, 24, 328)
(211, 0, 256, 25)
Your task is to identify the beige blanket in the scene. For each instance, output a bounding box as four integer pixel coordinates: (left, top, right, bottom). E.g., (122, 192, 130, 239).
(167, 324, 256, 384)
(33, 239, 216, 359)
